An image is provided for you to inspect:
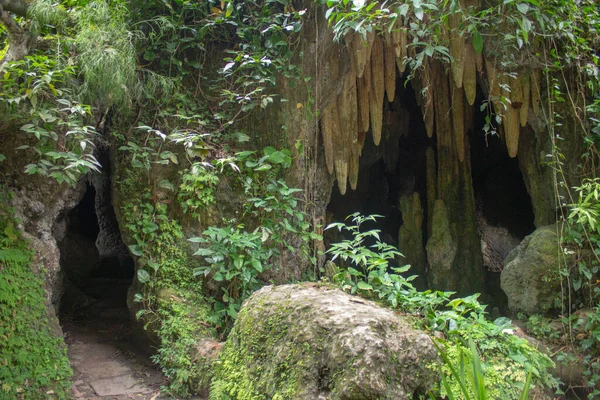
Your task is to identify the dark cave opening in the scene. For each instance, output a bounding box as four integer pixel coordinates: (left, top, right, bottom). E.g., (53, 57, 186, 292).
(56, 150, 134, 323)
(470, 92, 536, 311)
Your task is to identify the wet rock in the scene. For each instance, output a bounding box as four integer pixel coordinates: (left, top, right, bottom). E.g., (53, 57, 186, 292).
(211, 284, 438, 399)
(501, 225, 565, 314)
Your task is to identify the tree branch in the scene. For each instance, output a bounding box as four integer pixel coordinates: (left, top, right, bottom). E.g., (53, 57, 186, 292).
(0, 6, 31, 65)
(0, 0, 28, 18)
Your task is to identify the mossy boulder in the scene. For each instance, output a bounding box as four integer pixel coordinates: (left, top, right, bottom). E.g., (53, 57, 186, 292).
(210, 284, 438, 399)
(500, 225, 563, 315)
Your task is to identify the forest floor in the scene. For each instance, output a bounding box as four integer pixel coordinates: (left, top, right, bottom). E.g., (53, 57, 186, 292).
(60, 279, 202, 400)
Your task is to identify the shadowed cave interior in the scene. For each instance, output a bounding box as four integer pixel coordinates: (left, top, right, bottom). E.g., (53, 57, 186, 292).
(325, 79, 535, 308)
(57, 150, 135, 327)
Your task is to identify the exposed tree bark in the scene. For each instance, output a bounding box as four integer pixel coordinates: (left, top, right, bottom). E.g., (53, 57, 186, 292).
(0, 0, 31, 66)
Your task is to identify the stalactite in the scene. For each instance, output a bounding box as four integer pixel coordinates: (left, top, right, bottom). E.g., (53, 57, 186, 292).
(334, 73, 357, 194)
(503, 77, 520, 158)
(334, 159, 348, 195)
(392, 27, 407, 74)
(432, 61, 456, 200)
(465, 93, 475, 132)
(357, 59, 371, 133)
(421, 62, 435, 138)
(531, 69, 541, 117)
(449, 12, 465, 89)
(498, 123, 505, 142)
(520, 72, 530, 127)
(485, 58, 502, 120)
(320, 100, 339, 174)
(463, 43, 477, 105)
(345, 32, 374, 78)
(451, 83, 466, 162)
(433, 62, 452, 151)
(369, 35, 385, 146)
(475, 52, 483, 73)
(426, 146, 437, 237)
(383, 32, 396, 103)
(349, 140, 361, 191)
(345, 34, 360, 77)
(340, 72, 358, 152)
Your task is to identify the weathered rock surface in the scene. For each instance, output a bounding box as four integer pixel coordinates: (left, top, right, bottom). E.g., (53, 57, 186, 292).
(501, 225, 563, 314)
(211, 284, 438, 400)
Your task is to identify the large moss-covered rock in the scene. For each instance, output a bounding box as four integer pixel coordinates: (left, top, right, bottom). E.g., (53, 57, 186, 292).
(210, 284, 438, 400)
(500, 225, 563, 314)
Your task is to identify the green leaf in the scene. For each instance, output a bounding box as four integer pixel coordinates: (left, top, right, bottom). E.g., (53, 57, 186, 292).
(213, 272, 224, 281)
(142, 221, 159, 234)
(194, 248, 215, 256)
(137, 269, 150, 284)
(128, 244, 143, 256)
(516, 3, 530, 14)
(357, 281, 373, 290)
(148, 260, 160, 272)
(158, 180, 175, 191)
(472, 31, 484, 54)
(251, 258, 263, 272)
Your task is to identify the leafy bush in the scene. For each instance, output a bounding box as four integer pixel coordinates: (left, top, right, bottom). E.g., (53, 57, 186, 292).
(189, 147, 319, 331)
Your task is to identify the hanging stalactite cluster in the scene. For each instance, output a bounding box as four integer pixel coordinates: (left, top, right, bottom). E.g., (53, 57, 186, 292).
(320, 8, 544, 195)
(321, 26, 409, 195)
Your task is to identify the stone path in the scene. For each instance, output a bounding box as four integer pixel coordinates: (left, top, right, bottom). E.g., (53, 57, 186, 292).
(61, 279, 167, 400)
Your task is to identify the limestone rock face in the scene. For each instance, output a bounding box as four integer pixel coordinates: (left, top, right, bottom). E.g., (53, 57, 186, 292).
(500, 225, 563, 315)
(398, 192, 427, 289)
(426, 200, 457, 291)
(211, 284, 438, 400)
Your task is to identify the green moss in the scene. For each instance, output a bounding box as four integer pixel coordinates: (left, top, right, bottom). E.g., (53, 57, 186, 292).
(0, 189, 72, 399)
(209, 309, 300, 400)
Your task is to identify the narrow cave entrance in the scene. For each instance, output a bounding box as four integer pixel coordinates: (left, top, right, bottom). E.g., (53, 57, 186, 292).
(325, 79, 432, 288)
(470, 94, 535, 311)
(57, 151, 134, 322)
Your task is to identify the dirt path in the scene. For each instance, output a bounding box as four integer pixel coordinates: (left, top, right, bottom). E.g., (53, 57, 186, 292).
(61, 279, 167, 400)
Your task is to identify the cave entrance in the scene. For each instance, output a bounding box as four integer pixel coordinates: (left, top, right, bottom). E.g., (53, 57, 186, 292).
(57, 151, 134, 321)
(324, 73, 535, 304)
(470, 101, 536, 311)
